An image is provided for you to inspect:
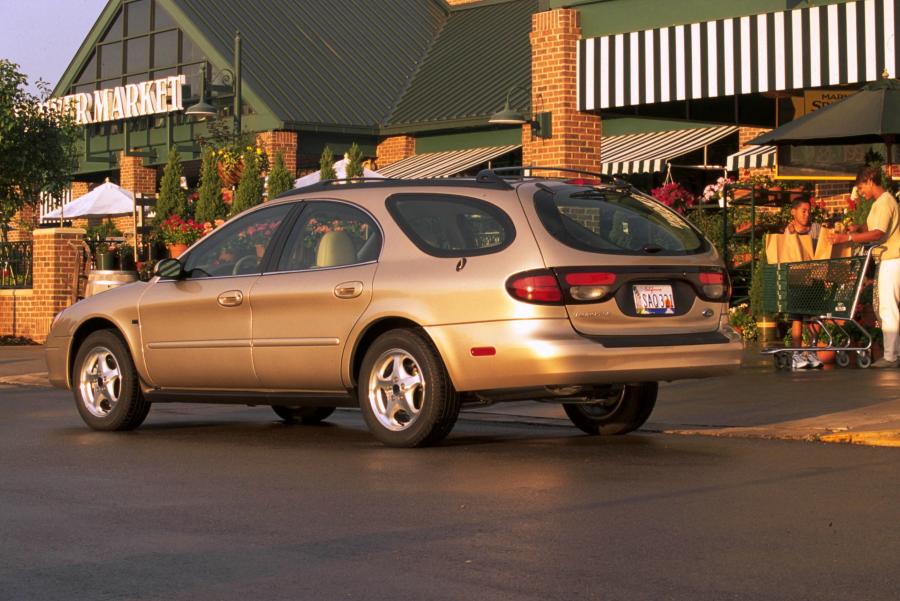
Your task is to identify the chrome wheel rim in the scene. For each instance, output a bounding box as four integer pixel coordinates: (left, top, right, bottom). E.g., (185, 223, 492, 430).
(78, 346, 122, 418)
(367, 349, 425, 432)
(580, 387, 626, 420)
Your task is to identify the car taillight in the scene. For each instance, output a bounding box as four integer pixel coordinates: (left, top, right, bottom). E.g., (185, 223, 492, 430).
(699, 271, 728, 300)
(563, 272, 617, 301)
(506, 270, 563, 304)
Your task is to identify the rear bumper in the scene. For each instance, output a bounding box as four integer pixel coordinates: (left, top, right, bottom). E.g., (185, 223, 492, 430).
(424, 318, 742, 392)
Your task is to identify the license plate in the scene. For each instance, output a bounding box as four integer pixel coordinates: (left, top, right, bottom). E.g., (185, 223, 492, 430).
(633, 284, 675, 315)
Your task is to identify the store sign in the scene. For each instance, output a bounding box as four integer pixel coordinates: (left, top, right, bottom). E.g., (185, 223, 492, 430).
(43, 75, 186, 125)
(803, 90, 855, 114)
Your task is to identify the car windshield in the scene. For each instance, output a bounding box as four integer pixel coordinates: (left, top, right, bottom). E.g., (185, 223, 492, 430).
(533, 186, 707, 255)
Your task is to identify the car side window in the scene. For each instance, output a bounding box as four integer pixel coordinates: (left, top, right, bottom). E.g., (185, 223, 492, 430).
(275, 201, 381, 272)
(386, 193, 515, 258)
(181, 203, 293, 278)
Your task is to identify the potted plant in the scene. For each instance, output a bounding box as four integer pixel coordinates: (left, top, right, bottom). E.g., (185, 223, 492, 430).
(159, 215, 205, 258)
(95, 240, 119, 270)
(118, 244, 136, 271)
(214, 142, 268, 188)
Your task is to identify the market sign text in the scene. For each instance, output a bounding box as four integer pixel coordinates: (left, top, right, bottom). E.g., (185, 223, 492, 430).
(43, 75, 186, 125)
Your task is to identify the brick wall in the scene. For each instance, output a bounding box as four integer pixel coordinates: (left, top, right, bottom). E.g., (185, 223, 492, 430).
(376, 135, 416, 168)
(257, 131, 299, 176)
(119, 153, 157, 197)
(816, 181, 853, 211)
(71, 181, 91, 200)
(0, 227, 85, 342)
(523, 9, 602, 177)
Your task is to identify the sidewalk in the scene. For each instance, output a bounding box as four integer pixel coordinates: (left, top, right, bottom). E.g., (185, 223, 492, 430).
(3, 345, 899, 447)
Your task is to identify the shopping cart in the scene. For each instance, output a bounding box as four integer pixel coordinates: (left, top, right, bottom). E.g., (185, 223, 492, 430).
(761, 244, 881, 370)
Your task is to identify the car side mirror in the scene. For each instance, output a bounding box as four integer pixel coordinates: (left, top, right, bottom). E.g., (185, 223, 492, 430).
(154, 258, 185, 280)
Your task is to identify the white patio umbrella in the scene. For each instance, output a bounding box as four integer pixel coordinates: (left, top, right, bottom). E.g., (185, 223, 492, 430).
(293, 158, 383, 188)
(43, 181, 134, 219)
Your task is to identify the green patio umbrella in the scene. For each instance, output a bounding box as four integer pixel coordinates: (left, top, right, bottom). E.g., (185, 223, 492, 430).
(749, 75, 900, 165)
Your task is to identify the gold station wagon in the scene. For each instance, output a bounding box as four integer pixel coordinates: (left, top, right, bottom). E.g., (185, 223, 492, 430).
(46, 168, 742, 447)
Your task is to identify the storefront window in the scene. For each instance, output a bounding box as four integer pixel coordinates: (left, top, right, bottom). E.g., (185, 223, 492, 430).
(126, 37, 150, 73)
(181, 35, 202, 63)
(102, 12, 124, 42)
(126, 0, 150, 36)
(75, 55, 97, 84)
(153, 31, 178, 68)
(153, 2, 175, 30)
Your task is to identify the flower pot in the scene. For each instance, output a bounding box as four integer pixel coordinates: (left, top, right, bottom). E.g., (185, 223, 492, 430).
(166, 243, 189, 258)
(96, 251, 118, 271)
(816, 341, 836, 364)
(255, 243, 266, 258)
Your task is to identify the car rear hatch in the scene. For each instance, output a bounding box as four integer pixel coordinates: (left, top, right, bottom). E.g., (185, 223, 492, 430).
(513, 181, 729, 339)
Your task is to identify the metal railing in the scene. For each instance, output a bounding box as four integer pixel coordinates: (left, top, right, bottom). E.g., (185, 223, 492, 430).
(0, 241, 33, 289)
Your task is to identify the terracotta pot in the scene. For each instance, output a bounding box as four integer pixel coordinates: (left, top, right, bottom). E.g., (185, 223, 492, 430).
(816, 341, 836, 364)
(255, 243, 265, 258)
(217, 160, 244, 187)
(167, 243, 189, 258)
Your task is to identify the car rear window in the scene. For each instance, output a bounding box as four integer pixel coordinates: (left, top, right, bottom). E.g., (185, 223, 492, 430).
(386, 193, 515, 257)
(533, 186, 707, 255)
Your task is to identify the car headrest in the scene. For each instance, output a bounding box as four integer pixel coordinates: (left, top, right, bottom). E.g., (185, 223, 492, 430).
(316, 231, 356, 267)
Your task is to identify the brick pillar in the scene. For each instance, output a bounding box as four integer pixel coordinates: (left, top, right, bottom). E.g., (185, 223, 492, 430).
(30, 227, 86, 341)
(71, 181, 91, 200)
(524, 9, 601, 177)
(257, 131, 299, 176)
(376, 135, 416, 168)
(119, 153, 157, 196)
(7, 205, 35, 243)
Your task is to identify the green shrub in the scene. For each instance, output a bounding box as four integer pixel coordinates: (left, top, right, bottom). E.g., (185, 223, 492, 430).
(155, 147, 188, 224)
(230, 150, 262, 217)
(319, 146, 336, 180)
(267, 151, 293, 199)
(194, 147, 227, 224)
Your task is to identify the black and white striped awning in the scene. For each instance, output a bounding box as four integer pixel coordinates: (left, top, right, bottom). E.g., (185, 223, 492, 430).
(377, 145, 520, 178)
(601, 125, 738, 175)
(579, 0, 898, 110)
(726, 145, 777, 170)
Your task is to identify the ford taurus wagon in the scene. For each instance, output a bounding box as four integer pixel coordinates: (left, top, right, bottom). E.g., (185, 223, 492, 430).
(46, 168, 742, 447)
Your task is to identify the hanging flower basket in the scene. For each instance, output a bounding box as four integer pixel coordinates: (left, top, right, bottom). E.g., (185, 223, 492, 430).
(217, 160, 244, 187)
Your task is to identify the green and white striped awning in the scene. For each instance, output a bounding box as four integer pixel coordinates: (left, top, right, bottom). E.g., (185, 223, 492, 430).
(601, 125, 739, 174)
(726, 145, 777, 170)
(378, 145, 520, 178)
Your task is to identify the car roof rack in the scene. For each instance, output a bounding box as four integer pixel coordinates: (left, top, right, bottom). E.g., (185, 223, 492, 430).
(475, 166, 631, 187)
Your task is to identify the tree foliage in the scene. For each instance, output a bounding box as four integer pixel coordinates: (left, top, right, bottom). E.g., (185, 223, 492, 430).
(319, 146, 337, 180)
(230, 150, 262, 217)
(194, 147, 226, 224)
(267, 151, 293, 199)
(0, 60, 79, 242)
(345, 142, 364, 179)
(155, 147, 188, 224)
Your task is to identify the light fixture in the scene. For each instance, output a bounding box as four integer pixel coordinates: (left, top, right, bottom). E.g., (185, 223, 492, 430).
(184, 32, 243, 135)
(488, 85, 552, 139)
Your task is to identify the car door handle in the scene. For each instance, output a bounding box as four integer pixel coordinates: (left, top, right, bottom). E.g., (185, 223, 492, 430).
(217, 290, 244, 307)
(334, 281, 363, 299)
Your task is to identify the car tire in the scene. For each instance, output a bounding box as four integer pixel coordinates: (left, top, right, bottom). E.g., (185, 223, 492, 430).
(358, 328, 460, 448)
(562, 382, 657, 436)
(272, 405, 336, 424)
(73, 329, 150, 431)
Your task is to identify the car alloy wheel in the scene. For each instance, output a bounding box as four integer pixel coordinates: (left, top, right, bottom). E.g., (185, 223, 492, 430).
(78, 346, 122, 418)
(367, 349, 425, 432)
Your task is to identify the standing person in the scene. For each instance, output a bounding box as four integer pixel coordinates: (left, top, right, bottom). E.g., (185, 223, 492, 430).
(829, 165, 900, 367)
(785, 199, 823, 369)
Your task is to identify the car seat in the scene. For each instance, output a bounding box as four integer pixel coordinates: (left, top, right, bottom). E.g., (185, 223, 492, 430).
(316, 231, 356, 267)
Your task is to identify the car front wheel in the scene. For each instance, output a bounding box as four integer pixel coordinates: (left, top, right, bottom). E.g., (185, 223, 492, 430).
(73, 330, 151, 431)
(358, 328, 460, 448)
(562, 382, 657, 435)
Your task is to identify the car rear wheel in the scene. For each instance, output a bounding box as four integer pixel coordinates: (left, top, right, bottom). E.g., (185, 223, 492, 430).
(73, 330, 150, 431)
(562, 382, 657, 435)
(272, 405, 335, 424)
(358, 328, 460, 448)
